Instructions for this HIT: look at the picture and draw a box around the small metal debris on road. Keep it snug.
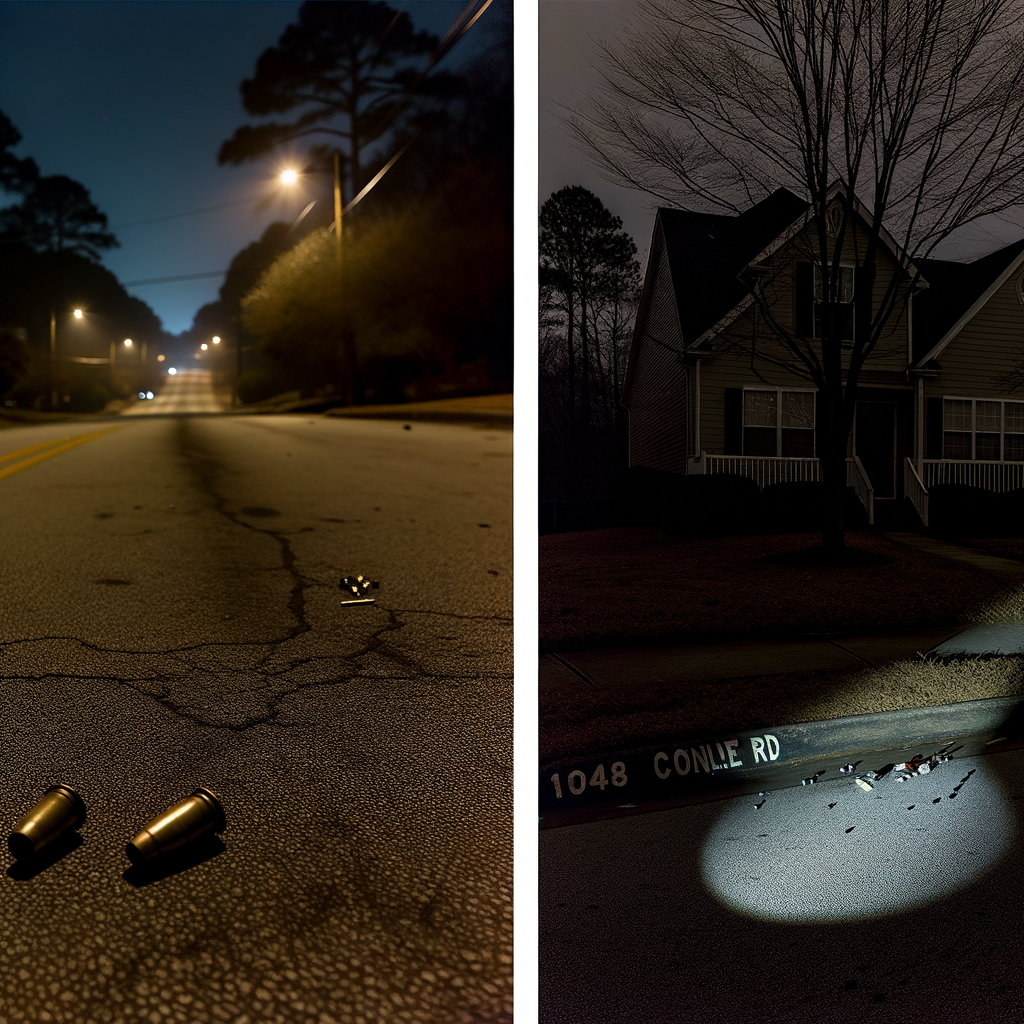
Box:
[801,777,816,786]
[855,779,874,791]
[126,787,225,866]
[8,784,86,860]
[339,574,379,606]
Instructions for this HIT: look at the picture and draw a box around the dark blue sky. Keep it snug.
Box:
[0,1,502,334]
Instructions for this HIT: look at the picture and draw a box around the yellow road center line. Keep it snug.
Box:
[0,427,121,482]
[0,435,73,465]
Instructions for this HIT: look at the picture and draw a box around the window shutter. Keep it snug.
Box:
[926,397,943,459]
[724,388,743,454]
[795,262,813,337]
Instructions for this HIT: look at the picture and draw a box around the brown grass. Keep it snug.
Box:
[540,528,1015,653]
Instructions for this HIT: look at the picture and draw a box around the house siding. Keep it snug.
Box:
[923,270,1024,458]
[699,229,912,456]
[628,237,693,472]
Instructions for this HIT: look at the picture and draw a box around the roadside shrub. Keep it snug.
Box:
[236,367,290,405]
[929,484,1004,536]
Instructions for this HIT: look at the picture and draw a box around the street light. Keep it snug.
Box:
[280,169,298,185]
[51,307,85,409]
[201,343,208,351]
[212,336,220,345]
[123,339,132,347]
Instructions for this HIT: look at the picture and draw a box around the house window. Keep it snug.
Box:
[942,397,1024,460]
[813,265,854,340]
[743,388,816,457]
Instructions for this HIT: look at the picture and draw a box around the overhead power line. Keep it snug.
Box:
[111,195,262,230]
[123,271,226,286]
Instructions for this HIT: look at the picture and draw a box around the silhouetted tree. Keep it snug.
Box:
[540,187,640,506]
[569,0,1024,550]
[0,109,39,194]
[0,327,29,396]
[0,175,118,260]
[218,0,462,204]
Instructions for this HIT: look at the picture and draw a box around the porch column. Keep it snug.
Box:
[694,359,701,456]
[915,374,924,474]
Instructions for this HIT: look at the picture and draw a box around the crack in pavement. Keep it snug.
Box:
[0,421,511,733]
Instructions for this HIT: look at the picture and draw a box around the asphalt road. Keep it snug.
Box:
[540,744,1024,1022]
[0,413,512,1023]
[122,368,225,415]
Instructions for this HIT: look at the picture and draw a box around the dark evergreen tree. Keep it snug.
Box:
[539,187,640,512]
[217,1,462,204]
[0,175,118,260]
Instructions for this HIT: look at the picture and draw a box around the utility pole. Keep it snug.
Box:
[49,307,57,411]
[335,151,354,406]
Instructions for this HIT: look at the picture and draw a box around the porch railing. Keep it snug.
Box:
[693,453,874,524]
[847,456,874,526]
[903,457,929,527]
[699,454,821,488]
[922,460,1024,493]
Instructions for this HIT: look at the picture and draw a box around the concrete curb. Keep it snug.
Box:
[326,407,513,428]
[539,691,1024,829]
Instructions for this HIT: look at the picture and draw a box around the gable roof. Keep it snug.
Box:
[659,187,809,346]
[912,238,1024,366]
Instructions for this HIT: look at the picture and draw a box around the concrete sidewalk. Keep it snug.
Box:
[887,531,1024,579]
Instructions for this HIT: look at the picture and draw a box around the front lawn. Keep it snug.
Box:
[540,528,1018,652]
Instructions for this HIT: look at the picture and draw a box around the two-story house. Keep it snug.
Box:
[622,183,1024,527]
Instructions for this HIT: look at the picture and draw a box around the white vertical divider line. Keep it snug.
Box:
[513,0,540,1017]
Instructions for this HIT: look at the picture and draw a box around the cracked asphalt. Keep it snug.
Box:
[0,414,512,1023]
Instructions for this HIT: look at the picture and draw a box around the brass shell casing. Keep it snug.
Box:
[8,784,87,860]
[125,788,226,866]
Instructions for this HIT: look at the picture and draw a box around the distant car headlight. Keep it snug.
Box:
[146,391,154,400]
[138,392,146,399]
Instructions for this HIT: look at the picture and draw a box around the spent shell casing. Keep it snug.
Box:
[125,787,225,866]
[9,784,87,860]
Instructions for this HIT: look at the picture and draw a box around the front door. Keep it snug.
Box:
[855,401,896,499]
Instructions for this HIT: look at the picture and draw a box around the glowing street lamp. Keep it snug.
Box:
[201,343,208,351]
[123,339,132,347]
[50,307,85,409]
[280,169,298,185]
[212,336,220,344]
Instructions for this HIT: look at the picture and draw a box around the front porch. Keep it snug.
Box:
[686,452,1024,528]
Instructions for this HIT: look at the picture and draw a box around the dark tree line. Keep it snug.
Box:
[0,109,168,411]
[540,186,641,511]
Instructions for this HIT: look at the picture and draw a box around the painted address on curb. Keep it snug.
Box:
[542,733,782,812]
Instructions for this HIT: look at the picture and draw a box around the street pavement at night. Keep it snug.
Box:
[540,744,1024,1022]
[122,368,226,416]
[0,414,512,1023]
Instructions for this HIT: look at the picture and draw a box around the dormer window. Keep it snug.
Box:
[813,265,854,340]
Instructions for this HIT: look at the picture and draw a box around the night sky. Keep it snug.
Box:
[540,0,655,265]
[539,0,1024,267]
[0,0,505,335]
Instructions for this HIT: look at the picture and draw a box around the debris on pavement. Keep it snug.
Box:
[8,784,87,860]
[125,787,225,866]
[855,779,874,791]
[339,574,379,606]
